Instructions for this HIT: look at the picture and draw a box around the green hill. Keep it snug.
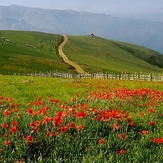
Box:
[0,30,75,74]
[0,30,163,74]
[64,35,163,73]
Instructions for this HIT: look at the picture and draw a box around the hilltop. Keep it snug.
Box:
[0,30,163,74]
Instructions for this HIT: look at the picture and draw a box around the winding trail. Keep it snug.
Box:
[58,35,85,74]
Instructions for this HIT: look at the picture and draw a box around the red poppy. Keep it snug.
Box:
[2,123,9,129]
[59,126,69,133]
[119,149,125,155]
[153,138,163,144]
[76,111,88,118]
[5,140,11,146]
[37,97,41,101]
[4,133,9,138]
[0,148,2,152]
[99,139,105,145]
[77,124,84,131]
[142,130,148,135]
[11,126,19,134]
[114,123,120,130]
[3,109,10,116]
[120,133,126,140]
[149,121,156,126]
[130,121,135,127]
[69,122,76,128]
[11,121,19,126]
[26,135,33,142]
[148,108,156,114]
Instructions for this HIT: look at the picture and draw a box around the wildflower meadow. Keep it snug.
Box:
[1,76,163,162]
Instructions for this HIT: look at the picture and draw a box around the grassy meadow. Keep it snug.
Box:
[1,75,163,162]
[0,31,75,74]
[64,35,163,73]
[1,30,163,75]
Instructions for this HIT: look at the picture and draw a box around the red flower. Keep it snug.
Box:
[142,130,148,135]
[3,109,10,116]
[2,123,9,129]
[37,97,41,101]
[149,121,156,126]
[153,138,163,144]
[120,133,126,140]
[99,139,105,145]
[77,124,84,131]
[0,148,2,152]
[27,108,37,116]
[11,126,19,134]
[69,122,76,128]
[76,111,88,118]
[4,133,9,138]
[119,149,125,155]
[114,123,120,130]
[60,126,69,133]
[5,140,11,146]
[26,135,33,142]
[127,118,132,123]
[130,121,135,127]
[11,121,19,126]
[148,108,155,114]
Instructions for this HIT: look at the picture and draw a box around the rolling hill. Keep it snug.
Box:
[0,5,163,54]
[0,30,163,74]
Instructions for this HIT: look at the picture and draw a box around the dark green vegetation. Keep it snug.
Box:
[0,30,163,74]
[64,35,163,73]
[0,30,75,74]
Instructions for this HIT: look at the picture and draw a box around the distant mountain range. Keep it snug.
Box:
[0,5,163,54]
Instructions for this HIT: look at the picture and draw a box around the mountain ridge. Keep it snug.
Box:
[0,5,163,54]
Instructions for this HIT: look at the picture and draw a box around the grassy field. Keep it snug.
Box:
[64,35,163,73]
[1,31,163,74]
[0,31,75,74]
[1,75,163,162]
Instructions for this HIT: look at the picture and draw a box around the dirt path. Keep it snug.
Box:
[58,35,85,74]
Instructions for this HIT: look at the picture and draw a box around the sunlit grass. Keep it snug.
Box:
[1,75,163,162]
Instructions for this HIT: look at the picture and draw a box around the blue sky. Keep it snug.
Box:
[0,0,163,20]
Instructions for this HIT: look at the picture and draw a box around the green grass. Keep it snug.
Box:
[0,30,75,74]
[1,76,163,162]
[64,35,163,73]
[1,31,163,75]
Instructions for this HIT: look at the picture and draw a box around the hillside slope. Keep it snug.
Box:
[64,35,163,73]
[0,31,76,74]
[0,31,163,74]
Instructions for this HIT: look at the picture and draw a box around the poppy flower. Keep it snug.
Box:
[76,111,88,118]
[142,130,148,135]
[149,121,156,126]
[2,123,9,129]
[3,109,10,116]
[11,126,19,134]
[5,140,11,146]
[114,123,120,130]
[4,133,9,138]
[77,124,84,131]
[69,122,76,128]
[26,135,33,142]
[119,149,125,155]
[59,126,69,133]
[120,133,126,140]
[130,121,135,127]
[99,139,105,145]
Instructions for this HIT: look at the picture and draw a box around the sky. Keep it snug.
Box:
[0,0,163,21]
